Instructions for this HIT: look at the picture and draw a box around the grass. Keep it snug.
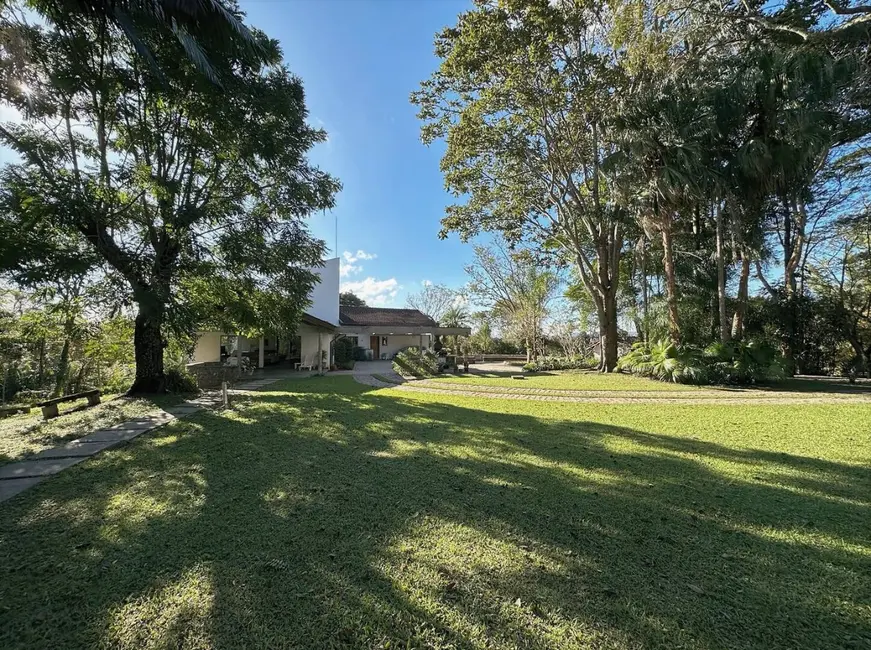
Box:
[1,376,869,649]
[0,394,185,465]
[431,370,706,391]
[431,369,871,394]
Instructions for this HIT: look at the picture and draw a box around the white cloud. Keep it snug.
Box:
[341,277,400,306]
[343,250,377,263]
[421,279,433,287]
[340,250,377,277]
[452,293,469,308]
[339,263,360,277]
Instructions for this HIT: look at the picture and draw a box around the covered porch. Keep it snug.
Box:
[187,313,337,386]
[337,325,472,360]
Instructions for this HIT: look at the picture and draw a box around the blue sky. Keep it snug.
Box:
[242,0,475,306]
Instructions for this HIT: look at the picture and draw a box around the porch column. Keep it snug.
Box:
[258,336,265,368]
[419,334,425,351]
[235,335,241,367]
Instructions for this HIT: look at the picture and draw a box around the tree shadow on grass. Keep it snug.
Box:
[0,377,868,649]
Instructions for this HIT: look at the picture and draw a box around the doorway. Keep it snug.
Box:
[369,335,380,359]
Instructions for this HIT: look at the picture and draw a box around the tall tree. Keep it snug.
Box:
[0,9,338,393]
[464,241,558,362]
[339,291,367,307]
[414,0,628,371]
[405,283,456,324]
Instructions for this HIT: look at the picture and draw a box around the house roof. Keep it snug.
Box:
[339,306,438,328]
[301,312,336,330]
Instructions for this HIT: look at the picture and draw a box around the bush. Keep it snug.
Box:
[703,340,785,384]
[522,356,597,372]
[618,340,708,384]
[618,339,786,385]
[334,337,355,370]
[393,347,440,378]
[12,389,49,404]
[165,367,199,394]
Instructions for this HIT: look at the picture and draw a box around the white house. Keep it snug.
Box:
[188,257,469,374]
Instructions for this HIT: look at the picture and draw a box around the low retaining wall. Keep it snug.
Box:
[185,362,241,389]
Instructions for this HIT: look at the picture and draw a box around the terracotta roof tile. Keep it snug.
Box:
[339,306,437,327]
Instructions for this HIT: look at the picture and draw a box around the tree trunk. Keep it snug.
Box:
[661,223,681,344]
[731,256,750,339]
[52,338,71,398]
[640,241,649,343]
[715,204,730,344]
[600,290,619,373]
[129,309,166,394]
[51,314,76,397]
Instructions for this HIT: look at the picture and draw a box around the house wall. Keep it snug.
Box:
[298,324,328,368]
[191,331,222,363]
[351,332,431,359]
[305,257,340,326]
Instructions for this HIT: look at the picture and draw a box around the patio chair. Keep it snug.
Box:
[296,354,315,371]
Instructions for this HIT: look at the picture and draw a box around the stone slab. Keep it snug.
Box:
[0,477,44,503]
[164,407,200,415]
[109,420,160,430]
[76,428,149,444]
[0,457,84,479]
[33,439,120,459]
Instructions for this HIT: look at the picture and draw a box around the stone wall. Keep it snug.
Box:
[185,362,241,389]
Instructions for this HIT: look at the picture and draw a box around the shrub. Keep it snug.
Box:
[334,337,355,370]
[393,347,440,378]
[12,389,50,404]
[617,340,708,384]
[703,340,785,384]
[165,367,199,394]
[618,339,786,385]
[522,356,597,372]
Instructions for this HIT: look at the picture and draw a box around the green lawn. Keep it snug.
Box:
[1,376,869,649]
[431,369,871,395]
[0,394,184,465]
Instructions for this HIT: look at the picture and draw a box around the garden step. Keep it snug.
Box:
[33,440,121,459]
[0,477,44,503]
[0,457,85,480]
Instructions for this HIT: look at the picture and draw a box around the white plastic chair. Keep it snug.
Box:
[297,354,314,371]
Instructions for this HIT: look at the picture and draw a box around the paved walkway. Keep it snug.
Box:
[354,375,871,405]
[0,372,300,504]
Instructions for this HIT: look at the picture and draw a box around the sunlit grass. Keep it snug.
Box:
[0,376,868,649]
[0,394,185,464]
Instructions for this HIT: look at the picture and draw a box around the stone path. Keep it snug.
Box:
[0,372,300,504]
[354,374,871,405]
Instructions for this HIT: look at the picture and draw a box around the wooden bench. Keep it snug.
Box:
[37,389,101,420]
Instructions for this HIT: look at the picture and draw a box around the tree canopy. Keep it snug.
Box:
[0,3,338,392]
[417,0,871,380]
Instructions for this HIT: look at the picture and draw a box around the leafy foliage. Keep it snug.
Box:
[619,339,786,385]
[334,337,355,370]
[163,367,198,394]
[618,341,709,385]
[522,357,597,373]
[392,348,440,379]
[0,7,339,393]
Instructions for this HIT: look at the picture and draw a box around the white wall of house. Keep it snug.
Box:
[305,257,340,326]
[298,324,328,367]
[191,331,221,363]
[349,332,431,359]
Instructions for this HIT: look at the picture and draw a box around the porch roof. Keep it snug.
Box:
[301,312,337,331]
